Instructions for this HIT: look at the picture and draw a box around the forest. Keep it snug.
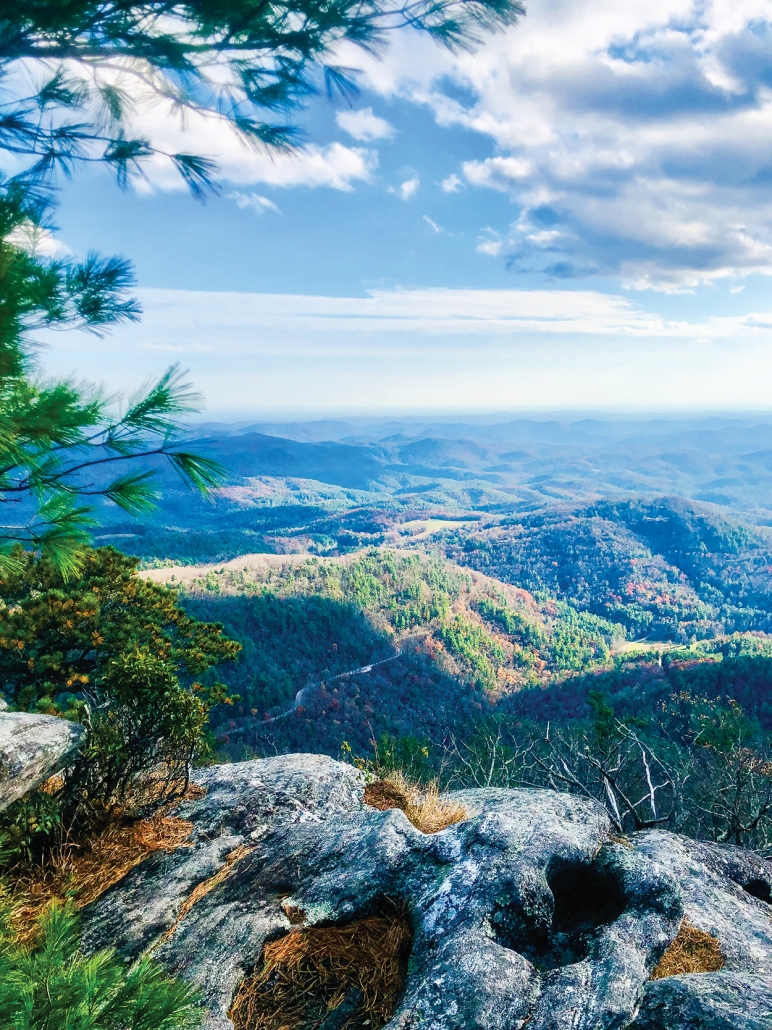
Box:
[444,498,772,641]
[137,545,770,856]
[174,549,620,753]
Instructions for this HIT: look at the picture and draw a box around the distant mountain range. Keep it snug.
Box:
[91,416,772,613]
[167,415,772,517]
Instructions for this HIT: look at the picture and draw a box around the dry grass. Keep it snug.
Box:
[156,844,255,949]
[8,813,194,943]
[650,919,725,979]
[229,908,413,1030]
[364,773,467,834]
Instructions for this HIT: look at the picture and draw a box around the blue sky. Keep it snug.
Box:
[27,0,772,418]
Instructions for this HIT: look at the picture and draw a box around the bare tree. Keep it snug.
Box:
[442,725,526,789]
[527,719,677,834]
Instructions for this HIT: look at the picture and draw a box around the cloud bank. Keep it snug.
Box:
[346,0,772,288]
[35,287,772,415]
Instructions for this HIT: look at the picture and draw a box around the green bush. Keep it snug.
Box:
[0,901,201,1030]
[0,547,240,838]
[0,793,62,870]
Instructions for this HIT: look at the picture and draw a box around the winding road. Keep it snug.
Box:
[262,646,403,724]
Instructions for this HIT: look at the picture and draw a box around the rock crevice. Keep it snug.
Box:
[79,755,772,1030]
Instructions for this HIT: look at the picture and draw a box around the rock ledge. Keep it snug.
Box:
[80,754,772,1030]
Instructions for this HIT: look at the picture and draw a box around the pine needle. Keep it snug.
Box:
[230,908,413,1030]
[8,813,193,943]
[650,919,725,979]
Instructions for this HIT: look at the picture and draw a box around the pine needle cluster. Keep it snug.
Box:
[0,900,202,1030]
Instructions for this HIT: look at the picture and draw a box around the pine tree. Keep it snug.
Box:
[0,182,226,575]
[0,901,202,1030]
[0,0,524,571]
[0,0,524,190]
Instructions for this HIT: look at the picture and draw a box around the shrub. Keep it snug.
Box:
[0,547,240,841]
[0,900,202,1030]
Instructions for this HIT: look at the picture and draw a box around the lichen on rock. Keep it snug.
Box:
[79,754,772,1030]
[0,711,85,812]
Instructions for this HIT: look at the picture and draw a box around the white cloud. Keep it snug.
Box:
[423,215,442,233]
[441,173,463,193]
[335,107,395,141]
[227,192,281,215]
[462,157,532,189]
[344,0,772,287]
[117,98,377,192]
[477,240,502,256]
[129,285,771,339]
[391,176,419,200]
[477,228,502,256]
[39,286,772,415]
[9,223,72,258]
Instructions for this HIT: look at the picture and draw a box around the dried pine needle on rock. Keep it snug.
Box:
[650,919,725,979]
[364,773,466,834]
[8,813,193,942]
[230,908,413,1030]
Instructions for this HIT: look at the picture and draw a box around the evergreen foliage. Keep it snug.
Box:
[0,0,524,190]
[0,901,201,1030]
[0,546,239,842]
[0,182,226,576]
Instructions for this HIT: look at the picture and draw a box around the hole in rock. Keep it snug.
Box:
[743,879,772,904]
[229,901,413,1030]
[549,860,626,936]
[491,855,626,970]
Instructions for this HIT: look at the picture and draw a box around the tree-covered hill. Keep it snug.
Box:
[444,497,772,642]
[166,549,622,756]
[501,634,772,733]
[89,416,772,568]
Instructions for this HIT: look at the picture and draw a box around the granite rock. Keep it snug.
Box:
[79,754,772,1030]
[631,972,772,1029]
[0,711,85,812]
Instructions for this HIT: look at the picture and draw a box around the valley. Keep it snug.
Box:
[65,412,772,858]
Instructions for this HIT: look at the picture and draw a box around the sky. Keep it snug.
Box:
[25,0,772,418]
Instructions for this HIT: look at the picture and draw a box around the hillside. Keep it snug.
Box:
[92,416,772,567]
[443,498,772,642]
[148,550,621,758]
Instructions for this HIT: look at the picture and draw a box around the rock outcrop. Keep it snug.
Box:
[0,711,86,812]
[80,754,772,1030]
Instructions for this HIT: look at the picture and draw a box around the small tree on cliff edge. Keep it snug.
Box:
[0,546,240,853]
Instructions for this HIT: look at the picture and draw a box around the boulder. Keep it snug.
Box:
[80,755,772,1030]
[630,831,772,1028]
[630,972,772,1029]
[0,711,86,812]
